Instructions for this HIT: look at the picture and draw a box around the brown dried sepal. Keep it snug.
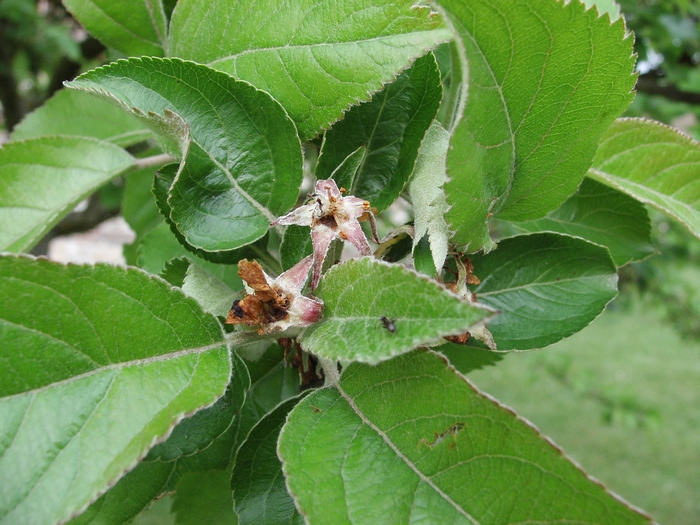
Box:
[444,332,471,345]
[225,259,292,334]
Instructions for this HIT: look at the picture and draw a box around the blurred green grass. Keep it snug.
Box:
[468,297,700,525]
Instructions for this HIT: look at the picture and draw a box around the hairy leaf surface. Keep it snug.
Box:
[438,0,636,251]
[589,118,700,240]
[278,351,652,525]
[0,136,135,252]
[169,0,451,140]
[301,258,495,363]
[0,257,231,525]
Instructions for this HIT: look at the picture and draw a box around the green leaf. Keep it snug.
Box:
[0,257,231,525]
[230,344,301,454]
[10,89,151,147]
[278,350,653,525]
[67,57,303,252]
[437,342,503,374]
[62,0,167,56]
[181,263,242,318]
[172,471,238,525]
[122,161,166,240]
[169,0,451,140]
[66,461,177,525]
[326,146,366,194]
[438,0,636,251]
[408,121,451,272]
[315,53,443,211]
[300,258,496,363]
[279,224,313,272]
[588,118,700,241]
[470,233,618,350]
[0,136,135,253]
[505,177,655,267]
[232,396,305,525]
[146,351,248,462]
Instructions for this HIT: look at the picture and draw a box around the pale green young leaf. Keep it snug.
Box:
[62,0,167,56]
[0,257,232,525]
[181,263,241,318]
[278,350,653,525]
[326,145,366,197]
[10,89,151,147]
[0,136,135,253]
[505,177,655,267]
[300,258,496,363]
[470,233,618,350]
[169,0,451,140]
[232,396,306,525]
[589,118,700,240]
[438,0,636,251]
[67,57,303,252]
[315,53,443,211]
[408,121,450,273]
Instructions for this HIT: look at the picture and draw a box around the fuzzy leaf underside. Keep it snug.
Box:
[169,0,451,140]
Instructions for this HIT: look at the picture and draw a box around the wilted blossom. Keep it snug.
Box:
[274,179,372,289]
[225,255,323,334]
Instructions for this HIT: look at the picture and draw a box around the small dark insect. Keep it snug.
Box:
[381,316,396,333]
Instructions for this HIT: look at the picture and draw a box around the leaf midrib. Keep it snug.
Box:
[334,380,480,525]
[207,29,451,67]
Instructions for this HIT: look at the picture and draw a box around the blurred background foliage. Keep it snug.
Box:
[1,0,699,523]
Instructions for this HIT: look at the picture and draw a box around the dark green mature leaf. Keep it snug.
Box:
[10,89,151,147]
[280,225,313,272]
[172,471,238,525]
[437,342,503,374]
[231,344,301,454]
[232,396,305,525]
[278,350,653,525]
[438,0,636,251]
[0,136,135,252]
[62,0,168,56]
[146,352,248,462]
[67,461,177,525]
[67,57,303,252]
[169,0,451,140]
[300,258,496,363]
[507,178,655,266]
[589,118,700,240]
[470,233,618,350]
[315,53,443,211]
[326,146,366,194]
[0,257,231,525]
